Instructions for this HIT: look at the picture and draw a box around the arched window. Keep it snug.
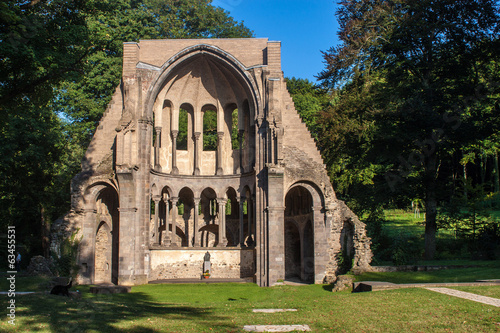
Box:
[177,108,188,150]
[203,107,217,151]
[231,109,240,150]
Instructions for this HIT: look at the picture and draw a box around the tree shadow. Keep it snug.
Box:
[12,288,237,332]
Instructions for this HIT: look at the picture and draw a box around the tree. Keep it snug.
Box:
[55,0,253,147]
[0,0,253,259]
[319,0,500,259]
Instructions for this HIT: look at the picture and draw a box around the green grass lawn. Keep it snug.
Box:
[451,286,500,299]
[355,260,500,284]
[1,281,499,332]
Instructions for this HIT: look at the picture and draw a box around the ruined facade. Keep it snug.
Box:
[56,38,372,286]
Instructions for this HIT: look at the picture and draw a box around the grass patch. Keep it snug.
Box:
[451,286,500,299]
[355,260,500,284]
[1,283,499,332]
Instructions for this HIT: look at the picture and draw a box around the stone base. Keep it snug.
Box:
[118,274,148,286]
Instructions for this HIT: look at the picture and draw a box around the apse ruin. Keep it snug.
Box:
[53,38,372,286]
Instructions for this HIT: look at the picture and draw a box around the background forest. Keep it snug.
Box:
[1,0,499,269]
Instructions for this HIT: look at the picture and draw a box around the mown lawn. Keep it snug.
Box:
[1,281,499,332]
[355,260,500,284]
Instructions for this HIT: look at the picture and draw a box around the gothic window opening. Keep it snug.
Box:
[203,106,217,151]
[177,108,189,150]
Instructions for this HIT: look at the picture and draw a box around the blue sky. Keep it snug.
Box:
[212,0,340,84]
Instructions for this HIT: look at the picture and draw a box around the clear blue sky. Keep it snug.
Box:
[212,0,340,84]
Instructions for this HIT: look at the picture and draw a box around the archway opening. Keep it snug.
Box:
[339,220,355,274]
[200,188,218,247]
[94,186,119,284]
[284,185,314,283]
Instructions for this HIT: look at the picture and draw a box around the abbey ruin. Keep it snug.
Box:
[54,38,372,286]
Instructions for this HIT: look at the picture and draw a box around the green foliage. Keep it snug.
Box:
[390,233,422,266]
[203,110,217,151]
[53,232,80,278]
[177,109,188,150]
[319,0,500,258]
[0,0,253,260]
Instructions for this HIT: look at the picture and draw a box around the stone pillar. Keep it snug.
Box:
[216,131,224,175]
[170,197,179,247]
[238,129,245,173]
[162,193,171,246]
[193,132,201,175]
[193,198,200,247]
[171,130,179,175]
[154,127,161,171]
[153,195,161,245]
[239,197,245,247]
[247,198,254,246]
[217,198,227,247]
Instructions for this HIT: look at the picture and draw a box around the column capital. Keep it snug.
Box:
[217,198,228,205]
[170,196,179,204]
[217,131,224,139]
[171,130,178,138]
[194,197,201,204]
[193,132,201,140]
[155,126,162,132]
[152,194,161,202]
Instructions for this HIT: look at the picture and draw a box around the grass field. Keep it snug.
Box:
[1,276,499,332]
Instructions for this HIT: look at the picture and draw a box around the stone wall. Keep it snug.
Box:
[149,249,254,280]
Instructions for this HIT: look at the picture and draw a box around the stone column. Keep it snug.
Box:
[193,132,201,175]
[153,195,161,245]
[171,130,179,175]
[193,198,200,247]
[154,127,161,171]
[216,131,224,175]
[247,198,254,246]
[162,193,171,246]
[238,130,245,174]
[170,197,179,247]
[217,198,228,247]
[239,197,245,247]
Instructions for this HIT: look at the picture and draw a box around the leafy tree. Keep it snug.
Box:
[0,0,252,259]
[55,0,253,147]
[319,0,500,259]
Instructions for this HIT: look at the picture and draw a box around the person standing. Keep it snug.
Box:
[16,252,21,271]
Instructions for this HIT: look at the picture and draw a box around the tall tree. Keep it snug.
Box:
[319,0,500,259]
[55,0,253,147]
[0,0,253,258]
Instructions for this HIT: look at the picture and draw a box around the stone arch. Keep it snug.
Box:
[202,104,218,152]
[225,187,239,246]
[199,187,218,247]
[284,219,301,279]
[284,184,316,283]
[178,187,195,247]
[242,185,254,247]
[157,186,174,245]
[94,222,112,283]
[145,44,261,122]
[93,186,119,284]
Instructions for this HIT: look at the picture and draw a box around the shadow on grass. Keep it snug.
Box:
[12,288,237,333]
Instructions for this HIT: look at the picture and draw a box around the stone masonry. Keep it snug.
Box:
[53,38,372,286]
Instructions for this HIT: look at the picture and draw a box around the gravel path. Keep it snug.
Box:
[426,287,500,307]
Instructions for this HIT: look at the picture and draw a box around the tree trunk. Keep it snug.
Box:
[41,205,50,258]
[424,154,438,260]
[494,149,499,194]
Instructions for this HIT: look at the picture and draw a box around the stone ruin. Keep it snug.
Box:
[52,38,372,286]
